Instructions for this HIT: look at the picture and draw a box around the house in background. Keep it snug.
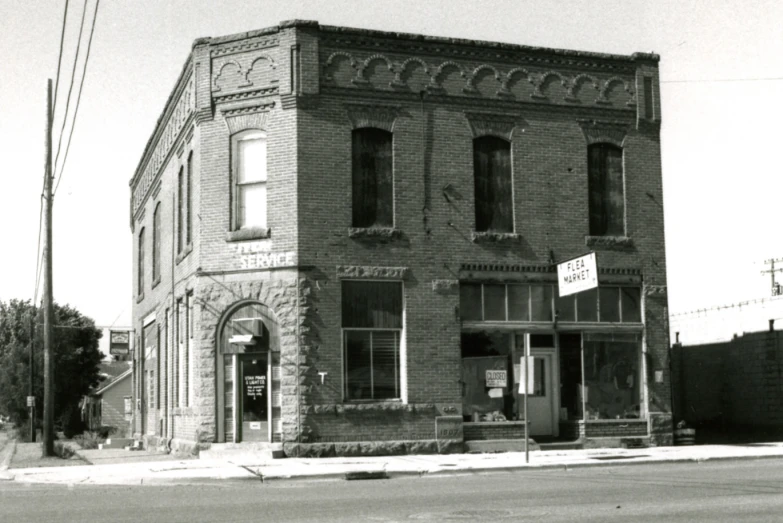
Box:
[130,20,669,457]
[83,361,132,437]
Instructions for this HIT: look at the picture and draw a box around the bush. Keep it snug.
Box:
[95,425,117,440]
[73,432,101,450]
[60,405,86,439]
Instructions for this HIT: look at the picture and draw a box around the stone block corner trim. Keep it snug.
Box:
[584,235,635,250]
[471,231,523,244]
[336,265,409,280]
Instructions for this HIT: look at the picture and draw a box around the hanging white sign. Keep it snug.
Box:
[518,356,535,395]
[557,252,598,297]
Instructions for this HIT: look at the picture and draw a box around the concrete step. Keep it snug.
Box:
[199,442,284,461]
[101,438,133,450]
[537,440,584,451]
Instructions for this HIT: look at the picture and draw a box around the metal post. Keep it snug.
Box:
[42,79,55,457]
[524,336,529,464]
[29,314,35,442]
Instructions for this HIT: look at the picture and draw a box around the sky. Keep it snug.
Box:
[1,0,782,344]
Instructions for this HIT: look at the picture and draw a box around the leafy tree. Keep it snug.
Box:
[0,299,103,433]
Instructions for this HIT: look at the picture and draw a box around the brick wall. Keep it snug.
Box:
[464,422,526,441]
[129,20,670,452]
[673,330,783,427]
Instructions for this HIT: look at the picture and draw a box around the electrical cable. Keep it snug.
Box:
[54,0,100,196]
[52,0,71,114]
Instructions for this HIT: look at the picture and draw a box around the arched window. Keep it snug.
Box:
[473,136,513,232]
[137,228,145,296]
[232,130,267,230]
[177,166,184,253]
[352,128,393,228]
[152,203,161,284]
[588,143,625,236]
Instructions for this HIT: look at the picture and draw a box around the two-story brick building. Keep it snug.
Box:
[129,20,671,457]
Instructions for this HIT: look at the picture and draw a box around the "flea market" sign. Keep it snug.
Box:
[557,252,598,297]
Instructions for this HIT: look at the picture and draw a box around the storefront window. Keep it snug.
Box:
[530,285,553,321]
[599,287,621,322]
[483,284,507,321]
[559,333,583,420]
[576,288,598,322]
[461,332,513,421]
[582,335,640,419]
[621,287,642,322]
[508,285,529,321]
[459,284,482,321]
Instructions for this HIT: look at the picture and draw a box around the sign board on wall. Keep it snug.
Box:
[231,241,297,270]
[109,330,131,355]
[557,252,598,297]
[485,369,507,388]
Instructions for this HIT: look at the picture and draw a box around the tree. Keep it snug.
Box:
[0,299,103,434]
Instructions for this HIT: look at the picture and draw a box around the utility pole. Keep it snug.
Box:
[761,258,783,296]
[42,79,55,457]
[29,314,35,443]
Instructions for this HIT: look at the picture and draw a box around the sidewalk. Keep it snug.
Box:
[5,441,783,485]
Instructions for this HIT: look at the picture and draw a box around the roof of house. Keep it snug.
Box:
[92,362,132,396]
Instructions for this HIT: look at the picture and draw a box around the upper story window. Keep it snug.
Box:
[186,152,193,245]
[588,143,625,236]
[352,128,393,228]
[137,228,145,296]
[177,166,185,253]
[232,130,267,230]
[473,136,513,233]
[152,203,161,284]
[342,280,402,401]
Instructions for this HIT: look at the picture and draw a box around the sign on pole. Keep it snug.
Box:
[557,252,598,297]
[518,356,535,395]
[109,330,131,356]
[27,396,36,407]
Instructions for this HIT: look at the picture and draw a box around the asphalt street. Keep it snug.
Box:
[2,459,783,522]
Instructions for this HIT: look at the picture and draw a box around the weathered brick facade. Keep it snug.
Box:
[130,20,671,456]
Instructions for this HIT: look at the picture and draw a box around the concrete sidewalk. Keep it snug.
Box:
[5,442,783,485]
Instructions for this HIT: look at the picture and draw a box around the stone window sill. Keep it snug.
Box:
[151,276,161,290]
[471,231,522,244]
[585,235,635,250]
[226,227,271,242]
[348,227,402,242]
[135,292,144,304]
[175,243,193,265]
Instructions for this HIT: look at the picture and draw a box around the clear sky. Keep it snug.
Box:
[1,0,782,341]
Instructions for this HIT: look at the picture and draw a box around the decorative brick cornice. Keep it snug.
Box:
[336,265,409,280]
[210,36,279,57]
[214,87,278,105]
[344,103,402,132]
[463,112,521,140]
[577,119,631,147]
[224,108,272,134]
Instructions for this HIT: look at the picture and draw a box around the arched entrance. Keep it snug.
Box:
[216,301,281,443]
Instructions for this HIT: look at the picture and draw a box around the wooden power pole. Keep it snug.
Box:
[42,79,55,457]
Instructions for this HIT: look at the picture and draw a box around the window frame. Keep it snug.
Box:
[473,135,514,233]
[152,203,161,285]
[186,151,193,246]
[137,228,145,297]
[341,280,404,402]
[231,129,268,231]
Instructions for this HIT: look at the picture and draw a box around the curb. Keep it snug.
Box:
[5,451,783,486]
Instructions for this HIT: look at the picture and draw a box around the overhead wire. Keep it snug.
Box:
[51,0,71,113]
[54,0,100,196]
[51,0,88,176]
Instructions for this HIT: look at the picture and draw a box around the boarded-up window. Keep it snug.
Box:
[137,228,145,295]
[588,143,625,236]
[152,203,161,283]
[474,136,513,232]
[352,128,393,228]
[342,281,402,400]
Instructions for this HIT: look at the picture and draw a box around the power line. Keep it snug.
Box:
[52,0,88,172]
[52,0,71,114]
[662,76,783,84]
[54,0,100,196]
[670,295,783,318]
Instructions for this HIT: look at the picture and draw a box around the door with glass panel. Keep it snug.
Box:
[515,334,559,437]
[238,353,269,442]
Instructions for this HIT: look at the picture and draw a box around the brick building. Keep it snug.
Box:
[129,20,671,456]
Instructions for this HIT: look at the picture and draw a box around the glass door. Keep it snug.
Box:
[239,353,268,442]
